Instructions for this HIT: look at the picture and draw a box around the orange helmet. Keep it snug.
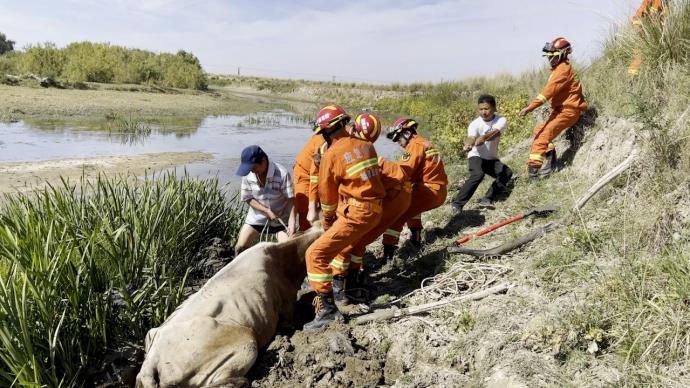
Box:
[386,116,418,142]
[314,104,350,134]
[352,112,381,143]
[542,37,572,68]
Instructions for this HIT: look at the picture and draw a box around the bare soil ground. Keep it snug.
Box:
[0,152,212,195]
[0,84,288,120]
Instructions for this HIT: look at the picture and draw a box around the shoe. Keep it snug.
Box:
[528,165,540,183]
[478,197,495,209]
[345,270,368,303]
[332,275,350,306]
[368,245,396,271]
[539,150,557,178]
[303,292,344,330]
[409,227,423,248]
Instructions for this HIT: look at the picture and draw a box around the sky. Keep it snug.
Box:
[1,0,643,83]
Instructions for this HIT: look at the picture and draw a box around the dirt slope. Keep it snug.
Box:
[247,116,649,388]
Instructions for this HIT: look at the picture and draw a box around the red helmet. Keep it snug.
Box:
[314,104,349,134]
[542,37,572,68]
[386,116,418,141]
[352,112,382,143]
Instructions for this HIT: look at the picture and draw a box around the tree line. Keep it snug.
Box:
[0,33,207,90]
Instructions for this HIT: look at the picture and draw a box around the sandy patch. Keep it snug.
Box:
[0,152,212,195]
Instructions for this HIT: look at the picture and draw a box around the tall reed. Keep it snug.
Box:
[0,172,243,386]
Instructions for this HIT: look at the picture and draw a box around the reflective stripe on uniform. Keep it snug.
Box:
[529,153,545,162]
[321,203,337,212]
[351,255,363,264]
[385,228,400,237]
[536,94,548,103]
[425,149,441,158]
[346,157,379,176]
[308,272,333,282]
[309,175,318,183]
[329,257,348,270]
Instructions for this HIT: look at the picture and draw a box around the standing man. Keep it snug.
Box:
[383,117,448,261]
[519,37,587,181]
[451,95,513,212]
[330,112,412,303]
[628,0,665,75]
[234,145,296,256]
[304,105,386,329]
[294,127,326,231]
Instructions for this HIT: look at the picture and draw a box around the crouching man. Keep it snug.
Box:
[234,145,296,256]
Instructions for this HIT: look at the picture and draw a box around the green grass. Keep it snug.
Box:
[0,172,243,386]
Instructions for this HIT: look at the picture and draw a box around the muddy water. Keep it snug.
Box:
[0,111,402,188]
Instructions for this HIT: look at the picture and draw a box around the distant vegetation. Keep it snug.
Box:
[0,40,208,90]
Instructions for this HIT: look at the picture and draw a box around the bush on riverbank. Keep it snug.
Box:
[0,41,208,90]
[0,173,243,386]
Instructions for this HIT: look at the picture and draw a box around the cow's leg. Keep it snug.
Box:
[204,325,258,387]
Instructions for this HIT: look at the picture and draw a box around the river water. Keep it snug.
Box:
[0,110,402,188]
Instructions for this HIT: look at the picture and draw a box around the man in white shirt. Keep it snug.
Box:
[451,95,513,212]
[235,145,297,256]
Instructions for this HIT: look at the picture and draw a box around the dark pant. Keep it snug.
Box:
[452,157,513,208]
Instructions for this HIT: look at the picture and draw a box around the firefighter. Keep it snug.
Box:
[330,112,412,305]
[294,127,327,231]
[304,105,386,329]
[519,37,588,181]
[628,0,665,75]
[382,117,448,262]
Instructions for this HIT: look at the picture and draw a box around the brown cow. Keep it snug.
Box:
[136,224,323,387]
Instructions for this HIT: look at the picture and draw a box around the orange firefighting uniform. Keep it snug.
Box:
[526,61,588,168]
[385,135,448,246]
[294,134,327,231]
[331,157,412,275]
[628,0,665,75]
[305,136,385,294]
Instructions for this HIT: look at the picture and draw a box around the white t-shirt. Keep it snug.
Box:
[467,115,508,160]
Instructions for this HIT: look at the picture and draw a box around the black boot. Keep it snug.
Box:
[382,244,396,262]
[409,227,423,248]
[528,165,540,183]
[370,244,396,271]
[303,292,343,330]
[345,270,368,303]
[539,150,557,178]
[332,275,350,306]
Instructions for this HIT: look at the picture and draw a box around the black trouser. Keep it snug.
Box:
[452,157,513,208]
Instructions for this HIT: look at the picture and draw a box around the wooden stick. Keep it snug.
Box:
[572,151,638,212]
[448,151,638,258]
[354,283,511,325]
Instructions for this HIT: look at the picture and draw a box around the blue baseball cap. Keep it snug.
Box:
[236,145,267,176]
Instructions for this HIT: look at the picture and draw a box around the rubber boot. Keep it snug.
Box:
[345,270,368,303]
[332,275,350,306]
[409,227,423,248]
[303,292,343,330]
[528,165,540,183]
[370,244,396,271]
[539,150,557,178]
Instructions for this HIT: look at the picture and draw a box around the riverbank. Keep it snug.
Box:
[0,83,299,121]
[0,151,212,195]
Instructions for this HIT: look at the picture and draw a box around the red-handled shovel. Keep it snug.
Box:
[454,207,556,245]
